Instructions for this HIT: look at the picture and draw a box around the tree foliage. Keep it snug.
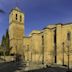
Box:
[1,35,6,47]
[1,29,11,55]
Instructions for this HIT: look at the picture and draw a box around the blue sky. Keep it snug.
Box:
[0,0,72,43]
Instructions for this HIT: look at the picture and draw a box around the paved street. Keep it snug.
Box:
[0,61,24,72]
[23,67,71,72]
[0,61,72,72]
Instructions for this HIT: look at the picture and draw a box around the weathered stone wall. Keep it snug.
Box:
[62,24,72,67]
[30,31,42,64]
[23,37,31,62]
[9,7,24,56]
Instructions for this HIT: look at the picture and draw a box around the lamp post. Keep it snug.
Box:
[23,45,25,60]
[66,32,71,72]
[3,48,5,61]
[3,45,6,62]
[29,45,32,63]
[27,45,29,61]
[62,42,64,66]
[66,40,70,72]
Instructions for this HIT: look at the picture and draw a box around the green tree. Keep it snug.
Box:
[5,29,10,54]
[1,29,11,55]
[1,35,6,47]
[1,35,6,56]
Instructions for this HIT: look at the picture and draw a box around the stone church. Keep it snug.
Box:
[9,7,72,67]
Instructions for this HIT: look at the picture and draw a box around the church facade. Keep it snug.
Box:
[9,7,72,67]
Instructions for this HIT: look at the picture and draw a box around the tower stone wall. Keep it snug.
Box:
[9,7,24,56]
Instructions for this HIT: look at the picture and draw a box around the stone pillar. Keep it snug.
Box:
[56,24,63,65]
[43,28,53,65]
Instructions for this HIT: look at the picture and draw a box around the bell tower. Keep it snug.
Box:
[9,7,24,55]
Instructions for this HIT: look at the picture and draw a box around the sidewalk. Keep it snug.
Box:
[20,62,46,72]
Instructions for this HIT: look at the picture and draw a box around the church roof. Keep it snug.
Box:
[9,7,23,14]
[14,7,22,12]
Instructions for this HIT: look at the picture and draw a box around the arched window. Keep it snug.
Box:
[67,32,71,41]
[16,14,17,20]
[42,35,44,64]
[42,35,44,45]
[20,15,22,22]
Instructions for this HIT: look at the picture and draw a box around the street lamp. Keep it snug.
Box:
[66,40,71,72]
[23,45,25,57]
[66,32,72,72]
[3,45,6,62]
[62,42,64,66]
